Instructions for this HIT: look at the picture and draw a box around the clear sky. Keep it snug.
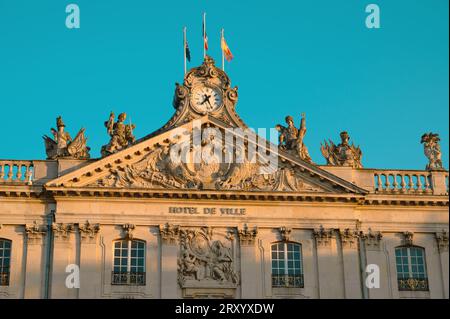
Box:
[0,0,448,170]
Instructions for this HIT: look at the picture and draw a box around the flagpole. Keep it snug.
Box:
[183,27,187,75]
[221,28,225,71]
[203,13,206,59]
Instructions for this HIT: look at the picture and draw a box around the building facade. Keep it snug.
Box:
[0,57,448,299]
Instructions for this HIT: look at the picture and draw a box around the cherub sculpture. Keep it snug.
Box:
[421,132,444,170]
[320,131,363,168]
[101,112,136,157]
[43,116,90,159]
[275,113,312,163]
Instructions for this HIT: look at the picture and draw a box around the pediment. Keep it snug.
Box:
[45,116,367,196]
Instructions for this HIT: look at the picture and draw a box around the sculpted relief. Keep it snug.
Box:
[91,127,322,192]
[178,227,239,287]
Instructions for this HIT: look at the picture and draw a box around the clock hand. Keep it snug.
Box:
[200,94,211,105]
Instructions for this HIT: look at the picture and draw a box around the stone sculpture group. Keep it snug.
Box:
[43,114,445,171]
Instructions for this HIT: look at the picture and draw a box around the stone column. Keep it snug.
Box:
[78,221,101,298]
[24,221,47,299]
[362,229,389,299]
[436,231,449,299]
[339,229,362,299]
[314,226,345,298]
[50,223,76,299]
[238,225,259,298]
[159,223,180,299]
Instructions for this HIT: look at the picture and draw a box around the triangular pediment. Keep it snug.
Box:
[45,116,367,196]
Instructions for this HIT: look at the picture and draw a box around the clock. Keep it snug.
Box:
[190,85,223,114]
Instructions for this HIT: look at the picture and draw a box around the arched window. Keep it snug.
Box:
[112,239,146,286]
[0,239,11,286]
[395,246,428,291]
[271,242,304,288]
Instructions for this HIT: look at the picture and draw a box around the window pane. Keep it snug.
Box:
[0,239,12,286]
[271,242,303,288]
[396,246,428,291]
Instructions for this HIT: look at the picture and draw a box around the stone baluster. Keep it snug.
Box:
[400,174,406,193]
[376,174,383,191]
[24,163,31,182]
[408,174,414,193]
[416,174,423,193]
[384,174,391,191]
[7,163,13,181]
[392,174,399,192]
[424,174,432,193]
[16,163,23,181]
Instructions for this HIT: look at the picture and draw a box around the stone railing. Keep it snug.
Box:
[373,170,433,194]
[321,166,448,196]
[0,160,34,184]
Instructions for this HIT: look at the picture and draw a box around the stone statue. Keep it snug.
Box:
[421,132,444,170]
[320,131,363,168]
[43,116,90,159]
[276,113,312,163]
[101,112,136,157]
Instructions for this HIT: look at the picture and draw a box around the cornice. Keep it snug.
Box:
[44,186,365,202]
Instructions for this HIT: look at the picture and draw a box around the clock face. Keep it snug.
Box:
[191,86,223,114]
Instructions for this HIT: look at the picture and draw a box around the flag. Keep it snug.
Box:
[203,20,208,51]
[221,36,233,62]
[185,40,191,62]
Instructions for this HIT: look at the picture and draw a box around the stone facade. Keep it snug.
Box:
[0,57,448,299]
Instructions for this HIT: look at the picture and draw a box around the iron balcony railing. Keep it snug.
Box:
[397,277,429,291]
[272,274,304,288]
[0,271,10,286]
[111,271,146,286]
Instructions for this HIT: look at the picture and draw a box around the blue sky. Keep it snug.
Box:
[0,0,448,169]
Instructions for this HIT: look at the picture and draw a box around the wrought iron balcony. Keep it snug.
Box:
[111,271,146,286]
[0,271,10,286]
[272,274,304,288]
[397,277,429,291]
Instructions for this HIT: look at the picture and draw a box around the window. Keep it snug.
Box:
[112,240,146,286]
[395,246,428,291]
[271,242,304,288]
[0,239,11,286]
